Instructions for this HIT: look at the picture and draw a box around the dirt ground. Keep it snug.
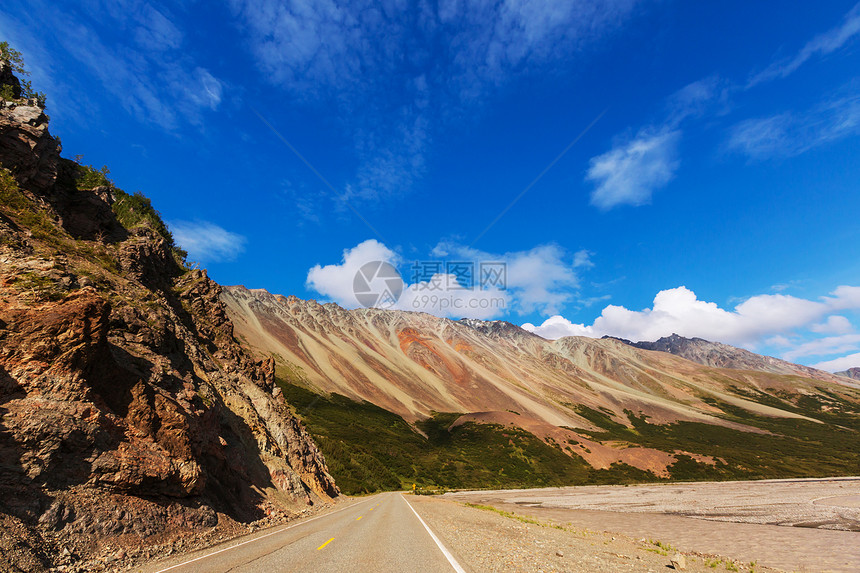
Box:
[444,477,860,572]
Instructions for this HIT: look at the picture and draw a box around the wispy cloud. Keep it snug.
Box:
[583,75,729,211]
[170,220,247,263]
[229,0,644,210]
[583,5,860,210]
[782,333,860,362]
[586,127,680,210]
[2,0,223,131]
[727,88,860,160]
[749,2,860,86]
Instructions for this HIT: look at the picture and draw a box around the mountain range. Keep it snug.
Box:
[222,285,860,493]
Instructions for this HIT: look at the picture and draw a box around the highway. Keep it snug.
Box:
[144,492,466,573]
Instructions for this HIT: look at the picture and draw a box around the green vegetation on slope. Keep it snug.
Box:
[278,377,860,494]
[573,398,860,481]
[278,381,659,495]
[72,163,187,260]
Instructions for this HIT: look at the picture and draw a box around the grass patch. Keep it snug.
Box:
[12,271,65,301]
[0,168,62,244]
[462,503,547,527]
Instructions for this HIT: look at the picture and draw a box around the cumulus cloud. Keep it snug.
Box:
[431,241,583,316]
[306,239,400,306]
[811,352,860,372]
[170,221,247,263]
[749,2,860,86]
[522,285,860,348]
[586,128,680,210]
[810,315,854,334]
[305,239,588,319]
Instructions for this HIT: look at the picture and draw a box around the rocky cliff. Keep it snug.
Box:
[0,62,337,572]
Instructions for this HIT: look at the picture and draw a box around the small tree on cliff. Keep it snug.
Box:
[0,41,46,107]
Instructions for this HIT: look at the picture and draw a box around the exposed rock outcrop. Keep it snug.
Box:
[0,69,337,571]
[610,333,853,385]
[837,367,860,380]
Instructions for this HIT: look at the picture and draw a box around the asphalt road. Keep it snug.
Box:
[143,493,466,573]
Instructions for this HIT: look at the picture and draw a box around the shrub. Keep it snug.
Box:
[0,41,47,106]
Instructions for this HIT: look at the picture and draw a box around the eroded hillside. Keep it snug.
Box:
[0,61,337,571]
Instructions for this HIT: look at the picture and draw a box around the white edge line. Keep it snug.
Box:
[401,495,467,573]
[151,497,372,573]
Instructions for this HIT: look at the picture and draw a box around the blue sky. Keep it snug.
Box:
[2,0,860,370]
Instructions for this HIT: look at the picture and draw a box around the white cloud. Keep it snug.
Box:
[749,3,860,86]
[586,128,680,210]
[811,352,860,373]
[522,285,860,349]
[305,239,588,319]
[810,315,854,334]
[306,239,400,306]
[170,221,247,263]
[431,241,583,316]
[231,0,640,100]
[229,0,643,208]
[6,0,223,131]
[573,249,594,269]
[665,76,730,125]
[782,334,860,362]
[727,90,860,160]
[522,315,595,339]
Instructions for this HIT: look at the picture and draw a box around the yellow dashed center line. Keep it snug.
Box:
[356,516,363,520]
[317,538,334,551]
[369,508,374,511]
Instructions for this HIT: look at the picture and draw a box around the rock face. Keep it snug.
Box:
[837,367,860,380]
[612,333,851,385]
[0,70,337,570]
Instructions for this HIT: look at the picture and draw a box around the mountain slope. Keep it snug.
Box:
[222,286,860,493]
[837,367,860,380]
[0,63,336,570]
[611,333,854,384]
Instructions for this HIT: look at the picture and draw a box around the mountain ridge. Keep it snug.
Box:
[604,333,853,384]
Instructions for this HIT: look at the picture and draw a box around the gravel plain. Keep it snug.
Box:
[409,495,780,573]
[442,477,860,572]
